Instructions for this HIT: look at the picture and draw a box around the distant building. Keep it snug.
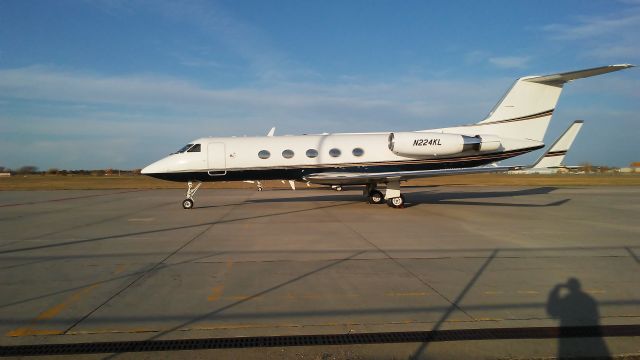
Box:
[0,173,11,177]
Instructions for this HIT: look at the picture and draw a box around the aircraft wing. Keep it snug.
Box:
[304,165,520,185]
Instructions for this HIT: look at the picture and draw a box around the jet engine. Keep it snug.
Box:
[388,132,501,157]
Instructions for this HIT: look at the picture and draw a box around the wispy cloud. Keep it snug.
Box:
[0,65,511,168]
[488,56,531,69]
[0,66,503,123]
[464,51,531,69]
[540,5,640,62]
[542,10,640,40]
[148,0,296,82]
[2,65,635,169]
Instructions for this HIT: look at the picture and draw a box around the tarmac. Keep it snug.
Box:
[0,186,639,359]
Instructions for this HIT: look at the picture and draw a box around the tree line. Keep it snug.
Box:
[0,166,142,176]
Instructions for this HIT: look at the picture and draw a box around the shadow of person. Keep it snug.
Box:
[546,278,611,359]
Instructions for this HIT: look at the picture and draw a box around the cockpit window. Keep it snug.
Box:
[176,144,193,153]
[187,144,201,152]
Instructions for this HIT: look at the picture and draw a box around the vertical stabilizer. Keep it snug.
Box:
[533,120,584,169]
[474,64,633,142]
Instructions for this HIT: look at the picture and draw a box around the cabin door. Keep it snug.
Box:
[207,142,227,176]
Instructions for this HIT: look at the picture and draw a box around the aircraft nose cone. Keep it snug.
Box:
[141,160,164,175]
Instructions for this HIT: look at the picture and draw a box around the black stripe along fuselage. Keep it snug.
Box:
[145,146,542,183]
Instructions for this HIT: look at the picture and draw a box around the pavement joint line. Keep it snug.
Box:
[137,248,369,344]
[0,198,177,250]
[626,246,640,264]
[321,203,473,321]
[0,249,240,311]
[411,250,499,358]
[13,314,640,337]
[1,300,638,330]
[3,325,640,356]
[1,251,637,266]
[183,253,636,265]
[0,198,359,256]
[0,192,145,223]
[60,194,248,335]
[5,263,129,337]
[0,190,148,208]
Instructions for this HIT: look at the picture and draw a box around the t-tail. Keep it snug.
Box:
[532,120,583,169]
[466,64,634,142]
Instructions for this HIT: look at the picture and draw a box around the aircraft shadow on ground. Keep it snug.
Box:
[244,186,569,208]
[0,186,570,258]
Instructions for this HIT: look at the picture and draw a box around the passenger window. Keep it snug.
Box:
[329,148,341,157]
[352,147,364,157]
[282,149,294,159]
[187,144,201,152]
[258,150,271,159]
[306,149,318,158]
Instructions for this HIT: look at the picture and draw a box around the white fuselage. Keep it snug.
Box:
[142,129,542,183]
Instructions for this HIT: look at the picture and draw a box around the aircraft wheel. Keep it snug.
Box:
[387,195,405,208]
[335,186,343,191]
[182,199,194,209]
[368,190,385,204]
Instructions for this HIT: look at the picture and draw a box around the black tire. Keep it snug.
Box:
[368,190,385,204]
[386,195,405,208]
[182,199,194,209]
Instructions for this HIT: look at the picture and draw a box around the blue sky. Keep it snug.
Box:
[0,0,638,169]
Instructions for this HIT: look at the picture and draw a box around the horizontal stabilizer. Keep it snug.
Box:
[533,120,584,169]
[525,64,634,86]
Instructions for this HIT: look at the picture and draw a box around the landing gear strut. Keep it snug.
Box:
[364,182,405,208]
[384,180,405,208]
[364,183,385,205]
[183,181,202,209]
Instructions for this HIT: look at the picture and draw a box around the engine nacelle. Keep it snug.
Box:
[388,132,502,157]
[475,134,501,152]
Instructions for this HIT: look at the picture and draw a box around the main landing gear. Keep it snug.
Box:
[182,181,202,209]
[365,181,405,208]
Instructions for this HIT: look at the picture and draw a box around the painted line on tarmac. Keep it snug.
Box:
[5,265,128,337]
[0,190,147,208]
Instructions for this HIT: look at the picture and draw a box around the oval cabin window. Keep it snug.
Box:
[329,148,341,157]
[258,150,271,159]
[352,147,364,157]
[306,149,318,158]
[282,149,294,159]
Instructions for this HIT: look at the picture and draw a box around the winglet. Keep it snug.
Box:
[267,127,276,137]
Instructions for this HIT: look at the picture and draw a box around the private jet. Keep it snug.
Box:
[141,64,634,209]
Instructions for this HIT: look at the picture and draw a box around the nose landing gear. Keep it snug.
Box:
[183,181,202,209]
